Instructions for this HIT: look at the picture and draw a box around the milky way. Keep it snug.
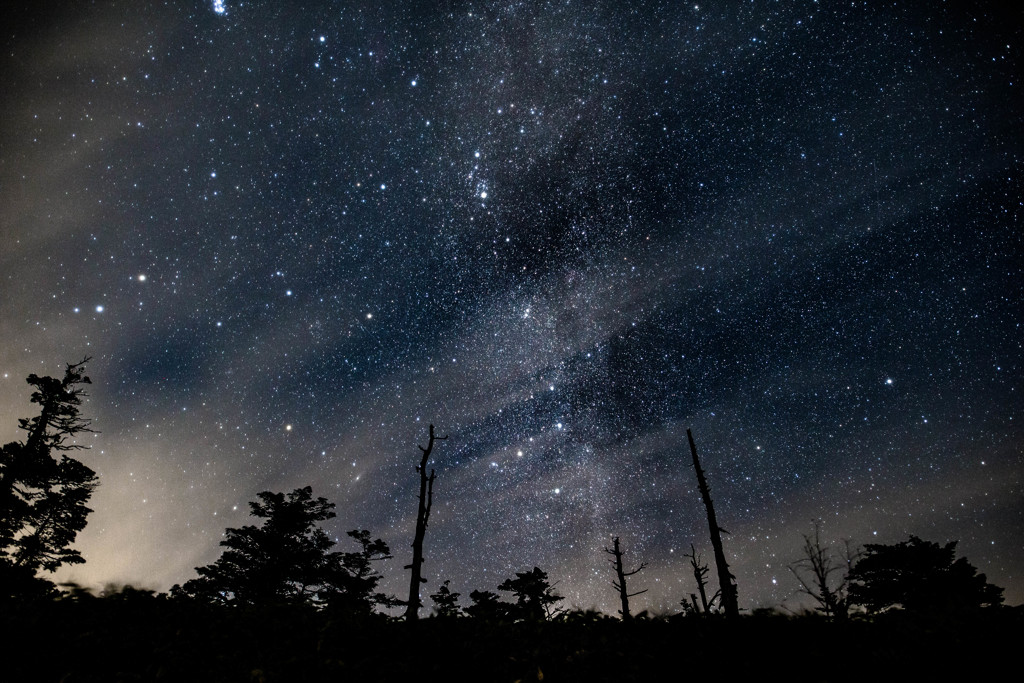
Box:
[1,1,1020,612]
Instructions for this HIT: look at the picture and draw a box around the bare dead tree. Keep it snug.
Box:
[686,428,738,619]
[404,424,446,621]
[683,543,719,614]
[604,536,648,621]
[788,520,859,620]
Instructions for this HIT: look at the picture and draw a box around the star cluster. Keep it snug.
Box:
[1,1,1020,611]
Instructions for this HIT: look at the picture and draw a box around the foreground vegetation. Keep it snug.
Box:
[4,593,1021,682]
[3,361,1019,680]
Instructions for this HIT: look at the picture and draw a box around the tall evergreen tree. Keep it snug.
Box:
[0,359,98,599]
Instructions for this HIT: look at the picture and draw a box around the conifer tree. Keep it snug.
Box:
[177,487,393,611]
[498,566,564,620]
[848,536,1003,614]
[464,589,508,620]
[429,579,462,618]
[321,529,396,614]
[178,487,336,605]
[1,359,98,599]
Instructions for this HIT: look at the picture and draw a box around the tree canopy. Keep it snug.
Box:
[847,535,1004,614]
[428,579,461,618]
[320,529,396,614]
[1,359,98,600]
[498,567,564,621]
[465,589,508,620]
[176,486,392,611]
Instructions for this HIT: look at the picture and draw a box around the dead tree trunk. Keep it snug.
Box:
[404,424,446,621]
[687,428,738,619]
[684,543,717,614]
[788,520,859,621]
[604,536,648,621]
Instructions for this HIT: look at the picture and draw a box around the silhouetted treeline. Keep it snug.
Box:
[2,363,1019,681]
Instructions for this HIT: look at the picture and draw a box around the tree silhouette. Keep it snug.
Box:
[847,535,1004,615]
[604,536,647,620]
[1,359,98,600]
[788,521,858,620]
[177,487,392,611]
[429,579,461,618]
[177,487,336,604]
[320,529,396,614]
[404,424,446,621]
[498,567,564,621]
[686,429,738,619]
[683,543,718,614]
[464,589,509,620]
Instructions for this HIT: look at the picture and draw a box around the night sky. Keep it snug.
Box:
[1,1,1020,613]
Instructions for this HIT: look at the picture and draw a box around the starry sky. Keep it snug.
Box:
[1,1,1021,612]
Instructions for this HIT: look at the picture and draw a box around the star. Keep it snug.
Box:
[1,0,1017,614]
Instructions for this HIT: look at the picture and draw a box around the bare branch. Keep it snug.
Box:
[606,536,648,620]
[787,520,859,620]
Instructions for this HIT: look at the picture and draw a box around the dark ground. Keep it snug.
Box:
[4,598,1021,682]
